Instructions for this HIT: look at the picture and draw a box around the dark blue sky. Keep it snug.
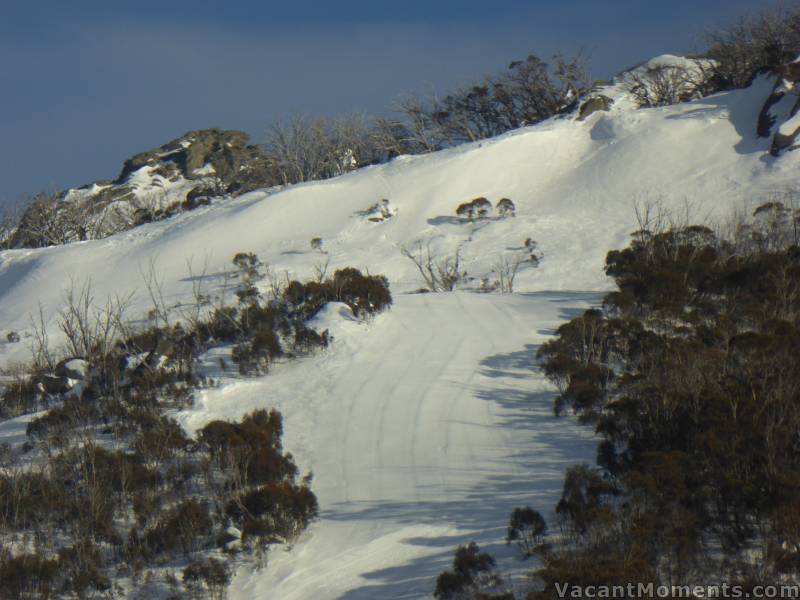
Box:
[0,0,772,201]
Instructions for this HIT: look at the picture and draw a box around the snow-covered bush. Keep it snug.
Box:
[363,198,397,222]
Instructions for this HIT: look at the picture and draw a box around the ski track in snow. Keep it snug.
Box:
[179,292,599,599]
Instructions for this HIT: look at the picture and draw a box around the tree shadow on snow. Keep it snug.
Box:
[329,340,596,597]
[479,344,539,379]
[331,406,591,598]
[427,215,465,226]
[320,290,600,599]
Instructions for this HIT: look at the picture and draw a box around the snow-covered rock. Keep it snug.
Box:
[7,129,271,248]
[55,357,89,380]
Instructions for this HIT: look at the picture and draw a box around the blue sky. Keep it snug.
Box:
[0,1,773,200]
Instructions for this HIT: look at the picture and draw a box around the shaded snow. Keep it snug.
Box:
[181,292,599,600]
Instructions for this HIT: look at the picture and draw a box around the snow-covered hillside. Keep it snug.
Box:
[0,73,794,346]
[186,293,598,599]
[0,63,797,598]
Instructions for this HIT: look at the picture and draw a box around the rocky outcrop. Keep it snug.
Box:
[757,57,800,156]
[577,95,613,121]
[115,129,268,193]
[7,129,272,249]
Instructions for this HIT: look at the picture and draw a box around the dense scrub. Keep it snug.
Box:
[434,199,800,597]
[0,407,313,599]
[529,202,800,592]
[0,253,391,598]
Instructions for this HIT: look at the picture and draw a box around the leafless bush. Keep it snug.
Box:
[398,53,589,149]
[624,64,708,108]
[11,191,91,248]
[0,199,28,247]
[725,191,800,255]
[632,197,670,246]
[371,116,421,157]
[703,5,800,89]
[312,255,331,283]
[401,243,466,292]
[179,256,212,333]
[141,258,171,328]
[493,253,528,293]
[29,304,55,371]
[58,278,134,361]
[263,264,291,303]
[264,114,386,186]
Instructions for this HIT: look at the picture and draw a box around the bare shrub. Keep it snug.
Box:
[624,63,709,108]
[0,198,28,248]
[140,258,171,328]
[401,243,466,292]
[58,278,133,362]
[704,6,800,89]
[10,191,89,247]
[312,255,331,283]
[493,253,528,293]
[402,53,589,150]
[0,366,40,417]
[29,303,55,371]
[264,114,385,186]
[179,256,212,333]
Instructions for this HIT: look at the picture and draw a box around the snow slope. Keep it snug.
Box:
[0,73,794,355]
[0,65,797,598]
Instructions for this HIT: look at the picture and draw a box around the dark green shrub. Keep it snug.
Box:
[229,481,318,543]
[434,542,498,599]
[506,506,547,558]
[142,499,213,557]
[183,557,230,598]
[0,552,59,599]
